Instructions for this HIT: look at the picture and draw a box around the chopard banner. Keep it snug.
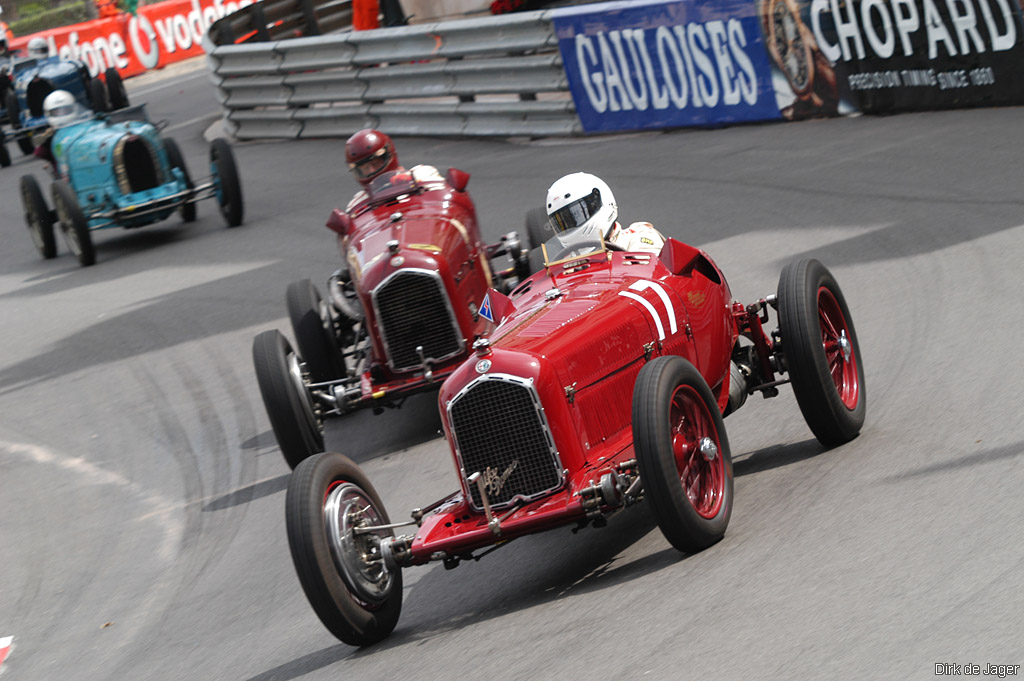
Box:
[9,0,258,79]
[789,0,1024,112]
[551,0,783,133]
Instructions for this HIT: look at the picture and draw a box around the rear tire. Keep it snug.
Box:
[633,356,733,553]
[286,452,403,647]
[164,137,196,222]
[0,138,11,167]
[286,279,346,383]
[252,330,324,469]
[21,174,56,258]
[52,179,94,266]
[211,138,243,227]
[777,259,865,446]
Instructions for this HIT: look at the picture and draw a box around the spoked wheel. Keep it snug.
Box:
[21,174,56,259]
[164,137,196,222]
[777,258,865,446]
[286,279,346,383]
[252,329,324,469]
[633,356,733,553]
[210,138,243,227]
[286,452,403,647]
[52,179,95,266]
[105,67,129,110]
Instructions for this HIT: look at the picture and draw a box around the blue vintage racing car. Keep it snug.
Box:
[19,103,243,266]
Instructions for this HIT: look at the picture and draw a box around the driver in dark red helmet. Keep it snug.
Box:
[344,128,444,212]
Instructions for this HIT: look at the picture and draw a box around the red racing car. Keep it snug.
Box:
[285,236,866,646]
[253,167,531,468]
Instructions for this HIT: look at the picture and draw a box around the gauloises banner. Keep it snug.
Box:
[9,0,259,79]
[554,0,1024,132]
[551,0,783,133]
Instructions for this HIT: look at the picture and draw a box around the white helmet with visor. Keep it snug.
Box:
[545,172,617,254]
[44,90,78,128]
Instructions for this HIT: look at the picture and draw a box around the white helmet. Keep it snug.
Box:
[44,90,77,128]
[545,172,618,252]
[27,37,49,59]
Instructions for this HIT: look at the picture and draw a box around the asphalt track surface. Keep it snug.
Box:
[1,63,1022,681]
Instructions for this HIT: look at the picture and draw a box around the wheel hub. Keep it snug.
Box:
[838,330,852,362]
[699,436,718,462]
[324,483,394,605]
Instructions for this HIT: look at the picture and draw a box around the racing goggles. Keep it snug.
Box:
[349,146,392,181]
[550,188,602,233]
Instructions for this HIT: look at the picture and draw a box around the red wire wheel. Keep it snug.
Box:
[633,356,733,553]
[778,259,866,446]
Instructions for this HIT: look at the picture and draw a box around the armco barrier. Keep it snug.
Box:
[203,9,579,138]
[204,0,1024,140]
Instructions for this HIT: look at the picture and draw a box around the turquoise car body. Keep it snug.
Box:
[52,111,190,229]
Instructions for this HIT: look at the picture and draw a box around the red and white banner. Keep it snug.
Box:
[9,0,259,79]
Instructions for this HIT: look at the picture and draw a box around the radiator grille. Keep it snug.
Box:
[373,269,463,372]
[449,375,562,509]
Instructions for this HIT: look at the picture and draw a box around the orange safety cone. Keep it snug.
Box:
[352,0,380,30]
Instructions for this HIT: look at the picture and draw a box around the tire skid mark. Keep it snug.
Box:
[0,439,183,561]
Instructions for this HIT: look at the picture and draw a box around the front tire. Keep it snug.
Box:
[105,67,129,110]
[777,259,865,446]
[286,279,346,383]
[164,137,196,222]
[22,175,56,258]
[6,90,35,155]
[524,206,550,250]
[52,180,94,266]
[252,330,324,469]
[286,452,403,647]
[0,137,11,167]
[211,138,243,227]
[88,78,110,113]
[633,356,733,553]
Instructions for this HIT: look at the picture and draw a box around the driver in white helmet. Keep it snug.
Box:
[545,172,665,259]
[27,36,49,59]
[34,90,83,171]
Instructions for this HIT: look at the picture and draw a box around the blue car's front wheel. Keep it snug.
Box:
[164,137,196,223]
[52,180,95,267]
[22,175,56,259]
[211,138,243,227]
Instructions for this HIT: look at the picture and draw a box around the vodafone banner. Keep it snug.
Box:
[9,0,258,79]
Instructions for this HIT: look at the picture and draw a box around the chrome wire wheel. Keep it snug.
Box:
[324,482,395,606]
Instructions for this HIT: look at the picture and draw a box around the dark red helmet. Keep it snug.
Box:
[345,129,399,185]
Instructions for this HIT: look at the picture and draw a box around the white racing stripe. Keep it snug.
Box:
[618,279,677,340]
[619,290,665,340]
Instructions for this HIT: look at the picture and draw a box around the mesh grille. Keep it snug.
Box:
[450,377,562,509]
[374,270,462,371]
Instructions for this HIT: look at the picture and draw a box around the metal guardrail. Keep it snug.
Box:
[202,8,580,139]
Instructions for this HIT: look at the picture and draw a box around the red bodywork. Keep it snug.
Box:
[335,170,497,407]
[394,240,757,566]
